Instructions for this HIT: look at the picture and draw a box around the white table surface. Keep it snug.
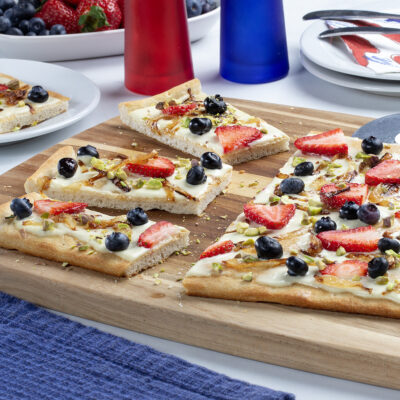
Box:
[1,0,399,399]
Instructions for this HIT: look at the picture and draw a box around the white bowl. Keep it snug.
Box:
[0,4,220,62]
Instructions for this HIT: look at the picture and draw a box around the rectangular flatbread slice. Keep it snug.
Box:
[0,193,189,277]
[184,129,400,318]
[0,73,69,134]
[119,79,289,165]
[24,144,232,216]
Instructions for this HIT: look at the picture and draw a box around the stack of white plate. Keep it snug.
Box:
[300,0,400,97]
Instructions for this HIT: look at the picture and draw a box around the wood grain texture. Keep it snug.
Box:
[2,99,399,390]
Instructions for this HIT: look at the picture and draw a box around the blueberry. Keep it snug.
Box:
[286,256,308,276]
[339,201,359,220]
[0,15,11,32]
[28,17,45,34]
[38,29,49,35]
[25,30,36,35]
[361,136,383,155]
[18,19,29,33]
[186,0,202,18]
[10,197,32,220]
[105,232,130,252]
[202,0,217,13]
[186,165,207,185]
[0,9,3,16]
[204,94,227,115]
[4,8,19,26]
[255,236,283,260]
[314,216,336,234]
[368,257,389,279]
[77,145,99,158]
[28,85,49,103]
[188,117,212,135]
[0,0,15,11]
[19,0,40,8]
[378,237,400,254]
[279,177,304,194]
[49,24,66,35]
[13,2,35,20]
[294,161,314,176]
[58,157,77,178]
[127,207,148,226]
[5,26,22,35]
[357,203,380,225]
[200,151,222,169]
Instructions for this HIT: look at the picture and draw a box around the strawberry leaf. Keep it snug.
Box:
[78,5,110,32]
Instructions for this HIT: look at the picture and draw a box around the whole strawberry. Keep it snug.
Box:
[77,0,122,32]
[36,0,79,34]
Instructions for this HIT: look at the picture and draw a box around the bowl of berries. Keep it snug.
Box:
[0,0,219,61]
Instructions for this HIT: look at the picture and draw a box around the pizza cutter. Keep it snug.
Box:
[352,113,400,144]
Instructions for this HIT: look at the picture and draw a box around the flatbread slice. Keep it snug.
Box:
[119,79,289,165]
[0,192,189,277]
[0,73,69,134]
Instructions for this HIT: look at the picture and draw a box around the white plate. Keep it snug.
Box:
[300,50,400,97]
[0,5,220,62]
[0,59,100,145]
[300,0,400,81]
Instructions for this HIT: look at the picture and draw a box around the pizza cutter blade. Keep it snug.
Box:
[352,113,400,144]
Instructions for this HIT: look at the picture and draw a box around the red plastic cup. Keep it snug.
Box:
[124,0,195,95]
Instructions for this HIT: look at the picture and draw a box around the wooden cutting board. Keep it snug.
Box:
[1,99,399,390]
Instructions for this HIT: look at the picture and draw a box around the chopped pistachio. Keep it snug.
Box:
[195,238,200,244]
[248,181,258,187]
[78,245,89,251]
[261,129,268,134]
[269,195,281,204]
[341,224,349,230]
[181,249,191,256]
[303,255,314,264]
[336,246,346,256]
[153,273,159,278]
[236,221,249,234]
[42,220,54,231]
[310,216,318,226]
[336,182,347,189]
[301,214,310,225]
[62,262,69,268]
[328,162,342,169]
[376,276,389,285]
[118,223,130,230]
[134,178,145,189]
[316,259,326,270]
[107,171,116,180]
[242,238,255,246]
[119,181,127,187]
[154,279,161,285]
[258,226,267,234]
[90,157,107,171]
[12,126,20,131]
[145,178,164,190]
[292,156,306,167]
[115,168,128,181]
[242,271,253,282]
[385,249,400,258]
[244,227,260,236]
[352,275,361,281]
[308,206,322,216]
[243,255,258,263]
[322,256,335,265]
[174,174,183,180]
[17,100,25,107]
[177,157,191,169]
[40,212,49,219]
[280,195,289,203]
[87,250,95,255]
[290,249,299,256]
[355,152,371,159]
[309,199,324,208]
[181,117,191,128]
[387,282,395,291]
[212,262,223,272]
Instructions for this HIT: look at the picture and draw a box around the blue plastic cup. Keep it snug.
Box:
[220,0,289,84]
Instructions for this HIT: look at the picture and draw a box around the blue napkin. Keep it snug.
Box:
[0,292,295,400]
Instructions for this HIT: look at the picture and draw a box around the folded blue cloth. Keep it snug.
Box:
[0,292,295,400]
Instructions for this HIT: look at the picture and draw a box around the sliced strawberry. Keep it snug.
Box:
[199,240,234,259]
[126,157,175,178]
[215,125,263,154]
[162,103,197,115]
[365,160,400,186]
[320,183,368,208]
[321,260,368,279]
[34,200,87,216]
[317,226,380,252]
[243,203,296,230]
[294,128,348,156]
[0,84,8,91]
[138,221,179,248]
[395,211,400,219]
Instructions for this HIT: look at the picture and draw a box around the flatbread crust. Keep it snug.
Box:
[24,145,232,215]
[183,275,400,318]
[0,193,189,277]
[119,79,289,165]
